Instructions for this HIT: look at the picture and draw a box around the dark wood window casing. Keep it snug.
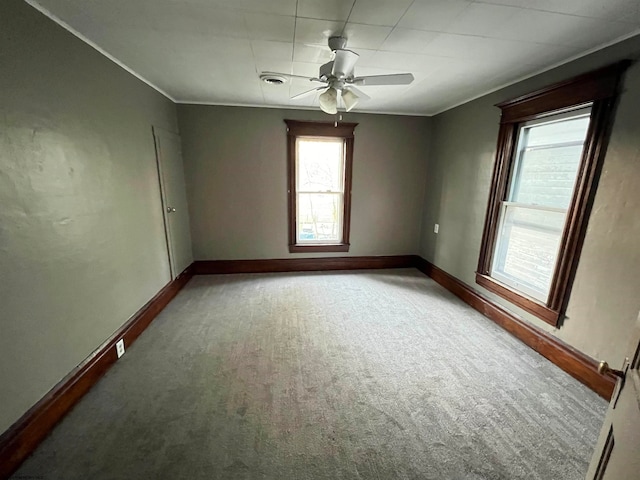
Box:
[285,120,358,253]
[476,61,630,326]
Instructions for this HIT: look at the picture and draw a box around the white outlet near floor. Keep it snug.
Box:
[116,339,125,358]
[434,223,439,234]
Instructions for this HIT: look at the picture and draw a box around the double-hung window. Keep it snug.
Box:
[284,120,357,253]
[491,108,591,302]
[476,62,629,326]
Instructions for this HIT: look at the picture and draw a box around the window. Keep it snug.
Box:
[491,108,591,302]
[284,120,357,253]
[476,62,629,326]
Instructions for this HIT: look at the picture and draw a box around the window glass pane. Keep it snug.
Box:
[511,145,583,208]
[525,115,590,147]
[297,193,342,242]
[492,205,566,301]
[297,139,343,192]
[511,114,590,209]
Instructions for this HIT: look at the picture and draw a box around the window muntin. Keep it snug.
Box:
[296,137,345,244]
[490,108,591,302]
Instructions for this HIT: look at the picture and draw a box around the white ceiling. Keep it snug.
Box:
[29,0,640,115]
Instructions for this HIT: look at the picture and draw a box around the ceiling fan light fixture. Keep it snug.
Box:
[319,87,338,114]
[341,89,359,112]
[273,36,415,114]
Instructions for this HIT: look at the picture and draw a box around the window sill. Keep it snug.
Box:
[289,243,350,253]
[475,273,560,326]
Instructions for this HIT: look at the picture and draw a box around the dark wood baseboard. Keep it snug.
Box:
[414,257,616,401]
[193,255,416,275]
[0,265,194,480]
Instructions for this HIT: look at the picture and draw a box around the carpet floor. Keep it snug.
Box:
[12,269,607,479]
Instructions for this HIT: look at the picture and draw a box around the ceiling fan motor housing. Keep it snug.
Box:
[328,36,348,51]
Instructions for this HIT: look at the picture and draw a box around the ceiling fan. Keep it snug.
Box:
[261,36,414,114]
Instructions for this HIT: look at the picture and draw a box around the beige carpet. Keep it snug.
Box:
[13,269,606,479]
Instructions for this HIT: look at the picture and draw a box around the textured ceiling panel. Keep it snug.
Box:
[30,0,640,115]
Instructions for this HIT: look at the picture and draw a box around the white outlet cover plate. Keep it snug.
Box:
[116,339,125,358]
[434,224,439,233]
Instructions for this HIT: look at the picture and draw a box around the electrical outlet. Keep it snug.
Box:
[434,223,439,234]
[116,339,125,358]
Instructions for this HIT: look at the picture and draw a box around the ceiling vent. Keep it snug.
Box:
[260,74,287,85]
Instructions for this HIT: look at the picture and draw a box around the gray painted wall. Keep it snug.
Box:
[420,35,640,367]
[0,1,179,433]
[178,105,431,260]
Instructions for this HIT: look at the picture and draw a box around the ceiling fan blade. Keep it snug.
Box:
[344,86,370,101]
[331,50,359,78]
[304,43,332,51]
[351,73,415,86]
[262,71,324,83]
[291,86,326,100]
